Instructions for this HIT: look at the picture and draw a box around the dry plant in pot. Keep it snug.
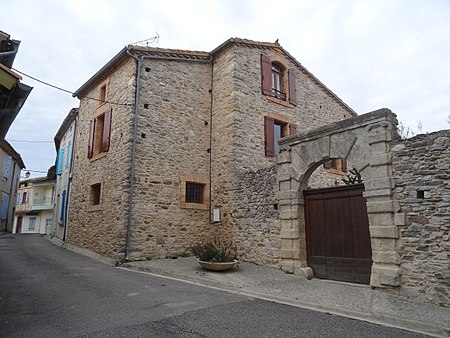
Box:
[191,242,238,271]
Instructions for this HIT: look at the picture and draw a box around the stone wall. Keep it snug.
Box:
[211,43,355,267]
[392,130,450,305]
[129,57,214,259]
[67,58,136,258]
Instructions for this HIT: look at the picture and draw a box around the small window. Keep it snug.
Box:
[264,116,297,157]
[99,84,107,104]
[271,63,285,100]
[186,182,204,204]
[22,191,28,204]
[179,174,209,210]
[324,158,348,175]
[88,108,112,159]
[28,217,36,231]
[261,54,297,106]
[90,183,101,206]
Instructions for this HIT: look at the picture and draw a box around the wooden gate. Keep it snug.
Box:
[304,184,372,284]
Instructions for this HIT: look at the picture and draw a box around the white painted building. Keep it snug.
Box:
[13,176,55,234]
[52,108,78,240]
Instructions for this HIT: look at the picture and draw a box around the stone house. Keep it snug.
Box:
[0,140,25,232]
[65,37,449,305]
[13,176,55,234]
[51,108,78,241]
[67,37,354,264]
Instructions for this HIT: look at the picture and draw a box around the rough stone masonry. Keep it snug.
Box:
[392,130,450,305]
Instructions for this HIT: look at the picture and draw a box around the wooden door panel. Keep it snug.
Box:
[304,184,372,284]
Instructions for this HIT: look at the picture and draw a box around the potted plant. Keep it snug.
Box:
[191,242,238,271]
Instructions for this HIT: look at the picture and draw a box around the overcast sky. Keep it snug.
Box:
[2,0,450,178]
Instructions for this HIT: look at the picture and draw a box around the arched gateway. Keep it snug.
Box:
[276,109,402,288]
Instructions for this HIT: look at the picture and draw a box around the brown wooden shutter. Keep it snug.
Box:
[289,123,297,136]
[323,160,332,169]
[341,159,348,172]
[264,116,275,157]
[288,68,297,106]
[261,54,272,96]
[101,108,112,152]
[88,118,95,159]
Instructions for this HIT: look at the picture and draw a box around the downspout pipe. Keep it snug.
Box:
[124,49,212,261]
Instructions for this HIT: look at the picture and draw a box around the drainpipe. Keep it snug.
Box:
[124,49,212,260]
[209,57,214,224]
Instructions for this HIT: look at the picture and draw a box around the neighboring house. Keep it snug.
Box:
[51,108,78,241]
[0,30,32,139]
[13,176,55,234]
[0,140,25,232]
[67,37,355,265]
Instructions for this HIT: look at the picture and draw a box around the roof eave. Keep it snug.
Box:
[73,47,130,98]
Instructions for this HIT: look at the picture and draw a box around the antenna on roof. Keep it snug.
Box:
[130,32,160,47]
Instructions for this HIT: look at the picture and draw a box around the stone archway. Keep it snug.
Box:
[276,109,402,288]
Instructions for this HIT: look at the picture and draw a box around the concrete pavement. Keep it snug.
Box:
[50,237,449,337]
[122,257,450,338]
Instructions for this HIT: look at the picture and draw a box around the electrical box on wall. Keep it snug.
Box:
[212,208,220,223]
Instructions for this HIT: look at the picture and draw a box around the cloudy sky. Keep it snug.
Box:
[2,0,450,178]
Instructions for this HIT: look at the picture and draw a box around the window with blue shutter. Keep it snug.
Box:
[65,141,71,169]
[60,190,66,222]
[1,195,9,220]
[56,148,64,175]
[2,156,12,180]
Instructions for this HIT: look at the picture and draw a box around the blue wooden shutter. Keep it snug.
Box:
[56,148,64,175]
[60,190,66,222]
[1,195,9,220]
[2,156,12,179]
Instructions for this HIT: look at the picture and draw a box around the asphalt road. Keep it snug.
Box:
[0,234,429,337]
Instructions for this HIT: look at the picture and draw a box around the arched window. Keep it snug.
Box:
[261,54,297,105]
[271,62,285,100]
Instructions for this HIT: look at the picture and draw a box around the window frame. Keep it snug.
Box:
[88,106,112,160]
[28,217,36,231]
[323,158,348,175]
[179,174,209,210]
[261,54,297,106]
[185,182,205,204]
[264,114,297,157]
[87,176,103,212]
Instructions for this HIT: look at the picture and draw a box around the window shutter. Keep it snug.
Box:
[56,149,64,175]
[2,156,12,179]
[341,159,348,172]
[324,160,332,169]
[264,116,275,157]
[288,68,298,106]
[261,54,272,96]
[60,190,66,222]
[88,119,95,158]
[1,195,9,220]
[101,108,112,152]
[289,123,297,136]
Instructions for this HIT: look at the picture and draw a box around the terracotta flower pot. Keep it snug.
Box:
[197,259,238,271]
